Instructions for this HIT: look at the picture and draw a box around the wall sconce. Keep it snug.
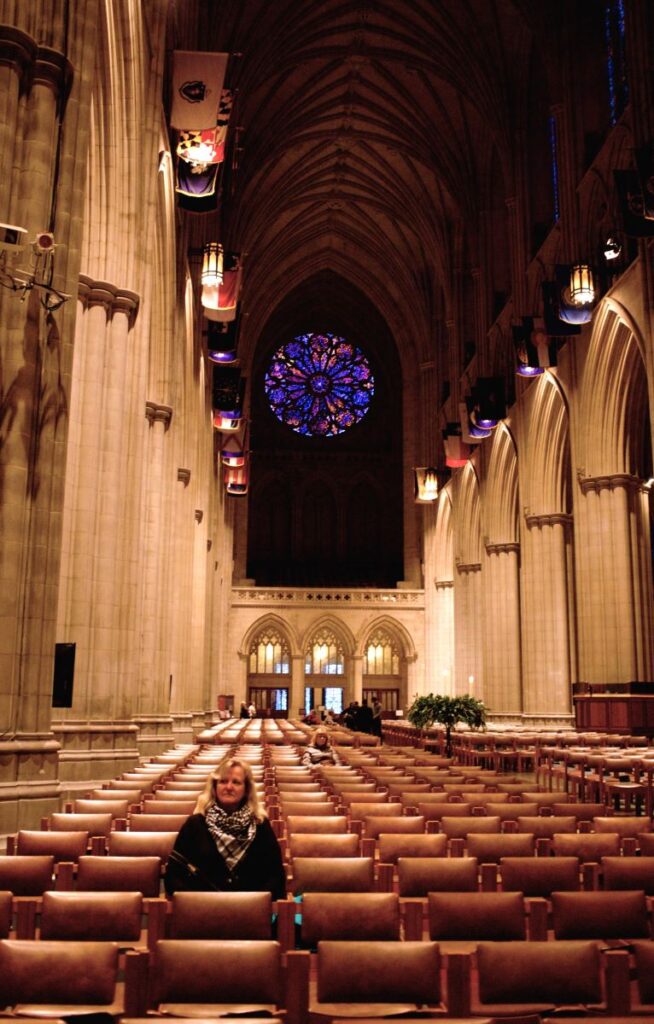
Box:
[201,242,224,286]
[569,263,596,306]
[415,467,440,503]
[0,228,71,311]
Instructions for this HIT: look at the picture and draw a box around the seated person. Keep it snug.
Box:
[164,756,286,899]
[301,726,341,767]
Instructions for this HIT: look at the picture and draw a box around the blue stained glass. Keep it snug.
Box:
[265,332,375,436]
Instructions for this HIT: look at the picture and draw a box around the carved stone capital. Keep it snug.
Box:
[0,25,37,87]
[34,46,73,103]
[78,275,140,325]
[577,469,646,494]
[525,511,573,529]
[145,401,173,428]
[194,509,203,523]
[177,468,191,486]
[456,561,482,575]
[434,579,454,590]
[485,540,520,556]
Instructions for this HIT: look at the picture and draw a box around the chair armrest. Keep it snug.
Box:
[275,898,296,954]
[14,896,39,939]
[525,897,548,941]
[480,863,497,892]
[447,951,472,1016]
[285,950,310,1024]
[124,949,150,1017]
[144,897,168,951]
[604,948,631,1015]
[376,862,393,893]
[55,861,75,891]
[401,898,423,941]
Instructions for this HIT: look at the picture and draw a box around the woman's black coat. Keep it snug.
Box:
[164,812,286,899]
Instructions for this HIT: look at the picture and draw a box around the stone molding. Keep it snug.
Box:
[34,45,73,102]
[576,469,647,495]
[231,587,424,608]
[194,509,203,523]
[455,561,481,575]
[484,541,520,555]
[78,275,140,325]
[0,25,37,86]
[145,401,173,428]
[177,468,191,485]
[434,579,454,590]
[524,511,573,529]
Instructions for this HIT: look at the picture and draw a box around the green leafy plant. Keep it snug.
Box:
[407,693,486,756]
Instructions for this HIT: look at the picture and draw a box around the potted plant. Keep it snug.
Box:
[407,693,486,757]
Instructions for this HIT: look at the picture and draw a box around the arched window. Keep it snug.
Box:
[365,629,400,675]
[249,629,290,675]
[363,627,402,712]
[304,627,345,715]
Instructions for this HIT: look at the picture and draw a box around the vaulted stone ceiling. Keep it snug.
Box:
[179,0,567,374]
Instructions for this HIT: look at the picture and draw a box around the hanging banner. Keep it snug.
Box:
[170,51,229,130]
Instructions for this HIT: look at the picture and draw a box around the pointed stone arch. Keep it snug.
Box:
[434,486,454,584]
[239,614,301,659]
[452,462,482,567]
[301,615,356,658]
[354,615,417,660]
[523,372,571,516]
[575,297,654,684]
[481,422,519,544]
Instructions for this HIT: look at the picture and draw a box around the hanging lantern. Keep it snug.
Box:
[469,377,505,430]
[415,467,439,503]
[568,263,596,306]
[201,241,224,286]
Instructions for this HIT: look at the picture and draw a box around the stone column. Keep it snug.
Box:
[453,563,482,696]
[433,580,455,696]
[0,31,75,830]
[351,655,364,704]
[290,655,305,718]
[482,542,522,714]
[575,473,654,684]
[132,401,175,755]
[521,513,575,717]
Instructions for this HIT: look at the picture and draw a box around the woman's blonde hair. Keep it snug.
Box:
[194,756,266,821]
[310,726,331,747]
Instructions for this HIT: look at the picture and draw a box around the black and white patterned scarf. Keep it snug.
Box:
[205,802,257,873]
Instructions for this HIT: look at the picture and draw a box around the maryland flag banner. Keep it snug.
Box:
[202,251,242,321]
[170,51,229,130]
[176,90,234,167]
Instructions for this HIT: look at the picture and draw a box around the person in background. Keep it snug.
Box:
[248,701,256,718]
[323,707,335,726]
[301,726,340,766]
[372,695,383,740]
[359,698,373,734]
[164,756,286,898]
[239,701,249,719]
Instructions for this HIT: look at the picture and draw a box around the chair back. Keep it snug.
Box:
[170,891,272,938]
[288,834,359,858]
[0,938,119,1008]
[317,940,440,1005]
[291,857,374,894]
[16,830,88,861]
[500,856,580,896]
[40,891,142,941]
[302,893,400,944]
[0,855,54,896]
[50,813,112,838]
[76,855,161,896]
[152,939,281,1009]
[398,856,478,896]
[378,833,447,863]
[466,833,535,863]
[428,891,525,940]
[552,890,649,939]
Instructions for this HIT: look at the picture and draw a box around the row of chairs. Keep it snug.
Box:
[2,934,653,1018]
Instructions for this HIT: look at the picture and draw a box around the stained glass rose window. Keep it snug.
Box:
[264,332,374,437]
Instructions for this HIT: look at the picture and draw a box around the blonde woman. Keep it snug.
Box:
[301,726,340,766]
[164,756,285,898]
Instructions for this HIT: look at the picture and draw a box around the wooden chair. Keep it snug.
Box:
[378,833,447,863]
[311,940,442,1019]
[127,813,188,832]
[603,856,654,894]
[279,802,338,817]
[149,939,282,1016]
[552,832,621,860]
[76,855,161,897]
[466,832,535,864]
[440,816,501,841]
[15,830,89,862]
[72,799,129,821]
[0,938,133,1017]
[301,892,400,945]
[427,891,526,951]
[288,834,360,858]
[516,815,577,838]
[0,856,54,897]
[397,856,478,896]
[107,830,177,862]
[291,857,374,895]
[169,891,272,938]
[500,856,580,896]
[40,891,143,943]
[471,940,604,1017]
[49,813,113,841]
[362,815,425,840]
[552,802,607,822]
[141,798,196,815]
[0,891,12,938]
[286,815,348,834]
[551,890,650,939]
